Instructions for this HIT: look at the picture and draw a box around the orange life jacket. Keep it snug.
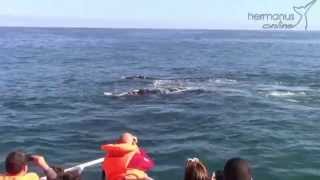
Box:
[0,172,39,180]
[101,143,147,180]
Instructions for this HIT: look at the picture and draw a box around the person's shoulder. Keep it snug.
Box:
[0,173,39,180]
[25,172,40,180]
[0,174,6,180]
[0,174,14,180]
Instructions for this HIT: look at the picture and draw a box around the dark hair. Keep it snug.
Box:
[59,171,81,180]
[184,158,210,180]
[215,170,224,180]
[5,151,28,175]
[51,166,81,180]
[51,166,64,174]
[224,158,251,180]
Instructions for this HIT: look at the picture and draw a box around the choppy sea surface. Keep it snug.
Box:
[1,27,320,180]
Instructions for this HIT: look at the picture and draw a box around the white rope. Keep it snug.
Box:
[40,157,154,180]
[64,158,104,172]
[40,158,104,180]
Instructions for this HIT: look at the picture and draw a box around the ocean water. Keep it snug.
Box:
[1,27,320,180]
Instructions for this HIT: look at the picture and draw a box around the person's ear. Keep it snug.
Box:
[23,165,28,173]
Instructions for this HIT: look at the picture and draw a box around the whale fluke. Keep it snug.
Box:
[293,0,317,30]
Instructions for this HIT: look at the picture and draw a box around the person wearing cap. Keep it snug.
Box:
[0,151,57,180]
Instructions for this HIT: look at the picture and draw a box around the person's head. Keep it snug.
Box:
[118,132,138,145]
[51,166,64,174]
[59,171,81,180]
[213,170,224,180]
[184,158,210,180]
[223,158,252,180]
[5,151,29,175]
[51,166,81,180]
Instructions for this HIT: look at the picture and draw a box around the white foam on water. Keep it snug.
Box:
[153,79,184,88]
[115,92,130,97]
[286,99,299,103]
[104,92,129,97]
[162,87,199,94]
[258,84,311,92]
[152,78,237,93]
[267,91,306,97]
[106,77,239,97]
[103,92,113,96]
[211,78,237,84]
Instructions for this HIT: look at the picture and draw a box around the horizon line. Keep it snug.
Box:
[0,25,319,32]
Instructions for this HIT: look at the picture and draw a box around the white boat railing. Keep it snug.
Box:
[40,158,104,180]
[65,158,104,173]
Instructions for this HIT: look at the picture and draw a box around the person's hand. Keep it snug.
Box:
[30,155,57,180]
[30,155,50,171]
[211,172,216,180]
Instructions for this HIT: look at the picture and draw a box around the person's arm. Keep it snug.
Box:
[31,155,57,180]
[138,149,155,170]
[127,149,155,172]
